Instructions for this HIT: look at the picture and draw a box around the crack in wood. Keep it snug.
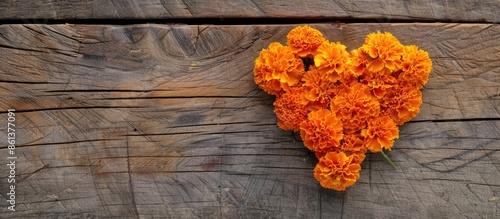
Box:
[0,17,497,25]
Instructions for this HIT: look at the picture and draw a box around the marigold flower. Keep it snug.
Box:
[340,133,367,164]
[254,42,305,95]
[351,45,397,98]
[314,41,350,82]
[287,25,326,57]
[362,32,404,75]
[330,82,380,133]
[314,151,361,191]
[400,45,432,89]
[300,109,343,152]
[361,116,399,153]
[379,83,423,125]
[274,86,310,131]
[315,133,367,164]
[347,48,370,78]
[361,73,398,98]
[301,66,339,109]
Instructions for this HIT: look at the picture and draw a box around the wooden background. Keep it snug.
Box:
[0,1,499,218]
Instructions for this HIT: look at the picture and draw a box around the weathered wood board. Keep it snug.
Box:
[0,23,499,218]
[0,0,499,23]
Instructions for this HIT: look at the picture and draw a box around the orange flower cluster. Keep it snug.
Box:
[253,26,432,191]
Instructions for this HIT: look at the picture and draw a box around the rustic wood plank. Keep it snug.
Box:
[0,0,498,23]
[0,23,499,218]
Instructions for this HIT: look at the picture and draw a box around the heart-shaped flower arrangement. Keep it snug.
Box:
[253,26,432,191]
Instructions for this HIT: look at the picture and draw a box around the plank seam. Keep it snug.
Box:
[0,17,496,25]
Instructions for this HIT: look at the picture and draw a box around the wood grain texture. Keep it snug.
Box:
[0,23,499,218]
[0,0,498,23]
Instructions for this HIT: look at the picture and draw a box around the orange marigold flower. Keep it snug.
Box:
[330,82,380,133]
[314,151,361,191]
[314,41,350,83]
[347,48,370,78]
[340,133,367,164]
[361,116,399,153]
[300,109,343,152]
[274,86,310,131]
[351,45,398,98]
[315,133,367,163]
[287,25,326,57]
[400,45,432,89]
[254,42,305,95]
[361,73,398,99]
[362,32,404,75]
[379,83,423,125]
[301,66,338,109]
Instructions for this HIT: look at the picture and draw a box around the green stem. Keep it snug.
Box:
[291,131,296,143]
[380,150,397,170]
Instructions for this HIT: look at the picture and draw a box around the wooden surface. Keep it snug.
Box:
[0,0,499,23]
[0,16,499,219]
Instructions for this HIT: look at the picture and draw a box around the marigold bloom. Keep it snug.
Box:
[314,41,350,82]
[301,66,338,109]
[379,83,423,125]
[347,48,370,78]
[315,133,367,164]
[361,116,399,153]
[330,82,380,133]
[287,25,326,57]
[254,42,305,95]
[300,109,343,152]
[361,73,398,98]
[274,87,310,131]
[351,46,398,98]
[400,45,432,89]
[340,133,367,164]
[362,32,404,75]
[314,151,361,191]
